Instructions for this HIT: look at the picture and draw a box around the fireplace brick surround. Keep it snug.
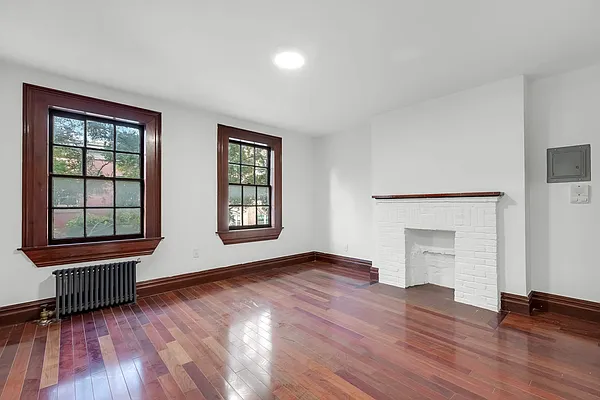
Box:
[373,192,503,312]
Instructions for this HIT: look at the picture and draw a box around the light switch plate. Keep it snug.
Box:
[570,183,590,204]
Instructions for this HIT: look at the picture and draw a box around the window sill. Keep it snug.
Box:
[217,227,282,245]
[19,237,164,267]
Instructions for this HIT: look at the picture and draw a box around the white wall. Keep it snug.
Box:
[527,64,600,302]
[371,77,528,295]
[0,59,314,307]
[312,125,372,260]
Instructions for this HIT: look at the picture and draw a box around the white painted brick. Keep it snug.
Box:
[477,208,485,227]
[457,274,475,282]
[374,197,498,311]
[465,232,490,240]
[486,297,498,306]
[474,252,496,260]
[485,272,497,279]
[469,269,487,278]
[455,250,475,258]
[455,262,474,271]
[475,276,497,285]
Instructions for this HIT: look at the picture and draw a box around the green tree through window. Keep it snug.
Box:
[49,111,144,242]
[227,140,271,228]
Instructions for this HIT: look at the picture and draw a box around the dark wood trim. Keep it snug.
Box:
[216,124,282,245]
[531,291,600,323]
[372,192,504,200]
[314,252,372,272]
[19,237,163,268]
[369,267,379,284]
[21,83,162,267]
[500,292,532,315]
[137,251,314,297]
[0,251,315,326]
[216,227,284,245]
[1,251,380,326]
[0,297,54,327]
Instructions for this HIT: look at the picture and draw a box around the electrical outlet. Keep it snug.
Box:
[344,244,348,252]
[192,248,200,258]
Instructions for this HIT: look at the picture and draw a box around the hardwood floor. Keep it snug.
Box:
[1,261,599,399]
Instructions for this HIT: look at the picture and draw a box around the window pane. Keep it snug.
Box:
[116,153,140,178]
[229,185,242,205]
[86,209,114,237]
[256,148,268,167]
[257,207,270,225]
[241,166,254,184]
[241,145,254,165]
[87,120,114,149]
[243,186,256,205]
[116,181,141,207]
[229,206,242,227]
[53,116,84,146]
[86,150,114,177]
[52,146,82,175]
[243,207,257,226]
[228,142,241,163]
[228,164,240,184]
[116,125,141,153]
[116,208,141,235]
[257,187,269,205]
[86,179,114,207]
[52,177,84,207]
[255,168,268,185]
[52,209,84,239]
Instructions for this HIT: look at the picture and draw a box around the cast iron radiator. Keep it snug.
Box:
[52,260,139,319]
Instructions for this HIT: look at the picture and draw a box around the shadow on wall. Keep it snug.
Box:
[39,275,54,301]
[496,194,515,295]
[535,180,551,293]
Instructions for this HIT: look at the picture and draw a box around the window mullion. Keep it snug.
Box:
[83,118,87,238]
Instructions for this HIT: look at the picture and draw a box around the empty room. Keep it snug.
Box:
[0,1,599,399]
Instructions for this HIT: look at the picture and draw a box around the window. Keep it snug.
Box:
[21,84,163,267]
[227,140,271,229]
[217,125,282,245]
[49,111,144,243]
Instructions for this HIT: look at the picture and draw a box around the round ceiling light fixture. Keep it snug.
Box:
[273,51,305,70]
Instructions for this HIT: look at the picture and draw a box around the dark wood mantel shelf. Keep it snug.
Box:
[372,192,504,200]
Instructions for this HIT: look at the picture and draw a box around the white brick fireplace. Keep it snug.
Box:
[373,193,503,312]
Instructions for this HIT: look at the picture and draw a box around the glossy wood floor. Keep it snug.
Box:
[1,261,599,400]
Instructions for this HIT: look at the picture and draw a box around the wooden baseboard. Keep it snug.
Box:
[137,252,315,297]
[314,252,371,271]
[531,291,600,323]
[0,251,378,326]
[369,267,379,284]
[501,290,600,323]
[0,297,54,327]
[0,252,316,326]
[500,292,532,315]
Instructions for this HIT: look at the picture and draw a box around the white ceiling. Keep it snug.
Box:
[1,1,600,135]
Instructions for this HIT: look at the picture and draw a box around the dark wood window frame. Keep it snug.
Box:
[20,84,163,267]
[217,125,282,245]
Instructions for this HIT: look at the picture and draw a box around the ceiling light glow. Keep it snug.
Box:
[273,51,305,70]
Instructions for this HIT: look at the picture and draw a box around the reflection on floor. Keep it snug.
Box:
[0,261,599,399]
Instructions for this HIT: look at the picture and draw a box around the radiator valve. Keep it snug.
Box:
[35,304,56,326]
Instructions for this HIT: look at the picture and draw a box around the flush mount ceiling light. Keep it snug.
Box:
[273,51,305,70]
